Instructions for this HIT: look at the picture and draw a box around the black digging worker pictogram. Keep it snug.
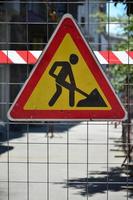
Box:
[49,54,78,107]
[48,53,107,107]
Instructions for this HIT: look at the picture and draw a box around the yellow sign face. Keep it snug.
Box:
[24,33,111,111]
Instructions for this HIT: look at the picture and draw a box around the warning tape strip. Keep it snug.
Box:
[0,50,133,64]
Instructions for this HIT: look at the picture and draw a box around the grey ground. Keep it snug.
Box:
[0,122,132,200]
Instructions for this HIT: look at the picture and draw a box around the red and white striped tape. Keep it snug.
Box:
[0,50,133,65]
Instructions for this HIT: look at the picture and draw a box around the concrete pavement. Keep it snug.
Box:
[0,122,132,200]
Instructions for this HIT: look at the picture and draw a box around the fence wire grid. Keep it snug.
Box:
[0,1,133,200]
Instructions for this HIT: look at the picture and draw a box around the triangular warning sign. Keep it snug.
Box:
[8,14,127,121]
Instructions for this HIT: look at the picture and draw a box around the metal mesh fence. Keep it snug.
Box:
[0,1,133,200]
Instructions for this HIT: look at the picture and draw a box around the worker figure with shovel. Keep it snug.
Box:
[48,54,78,107]
[49,53,107,108]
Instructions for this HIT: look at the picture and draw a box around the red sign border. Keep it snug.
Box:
[8,14,127,121]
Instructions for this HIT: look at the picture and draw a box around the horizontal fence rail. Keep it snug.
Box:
[0,50,133,65]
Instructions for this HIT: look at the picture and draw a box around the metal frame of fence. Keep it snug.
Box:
[0,1,133,200]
